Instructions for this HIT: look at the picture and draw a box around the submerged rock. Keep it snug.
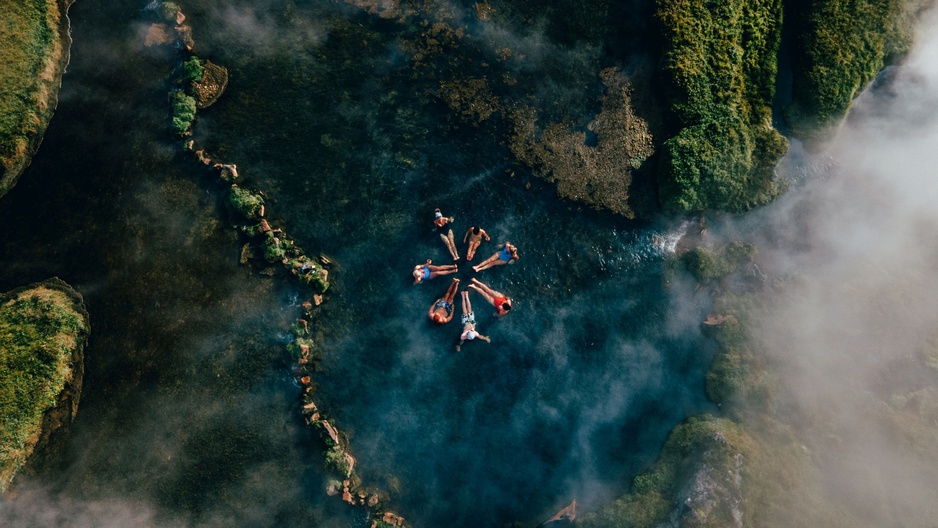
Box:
[144,23,175,47]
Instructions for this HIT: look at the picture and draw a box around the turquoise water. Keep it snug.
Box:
[0,1,715,526]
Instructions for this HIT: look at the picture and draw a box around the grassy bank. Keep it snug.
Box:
[0,0,70,199]
[655,0,788,213]
[0,279,89,492]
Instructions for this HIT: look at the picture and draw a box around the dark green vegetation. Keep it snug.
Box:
[682,242,757,286]
[227,185,264,219]
[182,56,204,85]
[786,0,925,138]
[158,1,180,22]
[347,0,918,218]
[170,91,197,136]
[656,0,788,213]
[0,0,68,198]
[0,281,88,492]
[578,416,752,528]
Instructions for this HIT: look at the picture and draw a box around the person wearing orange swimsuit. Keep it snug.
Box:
[467,277,512,317]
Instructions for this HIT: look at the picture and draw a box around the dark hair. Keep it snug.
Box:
[472,226,480,235]
[502,302,511,311]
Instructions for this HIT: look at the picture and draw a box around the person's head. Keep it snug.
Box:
[434,208,442,219]
[432,313,443,323]
[501,300,512,311]
[467,330,478,340]
[413,269,422,280]
[472,226,480,235]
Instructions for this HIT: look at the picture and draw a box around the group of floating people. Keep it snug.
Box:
[412,208,520,351]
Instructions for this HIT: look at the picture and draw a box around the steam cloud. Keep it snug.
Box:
[717,6,938,524]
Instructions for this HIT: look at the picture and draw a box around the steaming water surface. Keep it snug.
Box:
[1,1,716,526]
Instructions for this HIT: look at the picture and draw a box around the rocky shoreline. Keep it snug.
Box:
[0,277,90,494]
[0,0,76,199]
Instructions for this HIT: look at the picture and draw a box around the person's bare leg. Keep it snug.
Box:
[472,278,505,299]
[470,277,494,295]
[461,290,470,315]
[430,268,458,280]
[444,279,459,303]
[467,283,494,305]
[467,240,479,260]
[472,255,495,272]
[447,231,459,260]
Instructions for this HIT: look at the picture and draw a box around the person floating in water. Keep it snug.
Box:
[413,259,458,284]
[472,241,518,272]
[456,290,490,351]
[467,277,512,317]
[429,278,460,324]
[462,226,491,261]
[434,207,460,261]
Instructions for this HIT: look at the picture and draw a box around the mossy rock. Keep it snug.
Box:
[227,185,264,219]
[0,278,89,493]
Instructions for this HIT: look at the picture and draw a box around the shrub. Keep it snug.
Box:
[182,56,204,85]
[262,232,286,262]
[169,91,196,135]
[325,447,352,477]
[227,185,264,219]
[158,1,181,22]
[656,0,788,212]
[786,0,917,137]
[681,242,757,285]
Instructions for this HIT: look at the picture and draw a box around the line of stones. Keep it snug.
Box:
[146,3,406,526]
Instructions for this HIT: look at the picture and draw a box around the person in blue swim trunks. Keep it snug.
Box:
[413,259,458,284]
[428,278,460,324]
[472,241,518,272]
